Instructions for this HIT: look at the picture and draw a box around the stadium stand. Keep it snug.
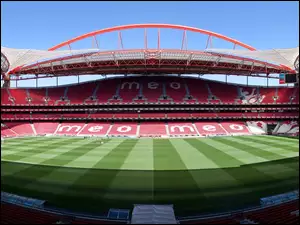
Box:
[5,123,34,136]
[1,124,17,137]
[67,82,98,104]
[34,122,60,135]
[1,21,299,225]
[140,113,165,119]
[194,122,227,136]
[3,78,298,105]
[77,122,111,136]
[273,121,299,135]
[246,121,267,134]
[108,122,138,136]
[27,88,47,104]
[97,79,120,104]
[1,202,127,224]
[243,199,299,224]
[168,122,199,136]
[2,121,299,137]
[139,122,168,137]
[119,79,141,103]
[221,122,251,135]
[179,199,299,224]
[208,82,239,104]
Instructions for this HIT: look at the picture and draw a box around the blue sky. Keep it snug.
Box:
[1,1,299,87]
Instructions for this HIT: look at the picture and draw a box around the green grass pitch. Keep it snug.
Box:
[1,135,299,216]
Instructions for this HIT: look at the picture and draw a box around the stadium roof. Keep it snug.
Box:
[207,47,299,70]
[1,46,298,71]
[1,24,298,76]
[1,47,297,76]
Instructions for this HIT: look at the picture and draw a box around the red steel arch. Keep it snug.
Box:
[48,24,256,51]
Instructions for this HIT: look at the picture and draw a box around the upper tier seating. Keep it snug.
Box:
[258,87,276,104]
[291,87,299,103]
[28,88,47,104]
[96,79,119,103]
[46,87,66,104]
[276,88,295,104]
[119,79,140,103]
[208,82,238,104]
[1,88,12,104]
[1,77,299,105]
[165,78,188,103]
[9,89,28,104]
[185,79,209,103]
[66,82,97,104]
[142,78,164,103]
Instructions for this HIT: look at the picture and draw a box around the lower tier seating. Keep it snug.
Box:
[1,121,298,138]
[180,199,299,224]
[1,202,126,224]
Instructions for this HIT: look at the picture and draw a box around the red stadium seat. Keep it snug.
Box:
[5,123,35,136]
[168,122,198,135]
[108,122,138,136]
[139,122,167,136]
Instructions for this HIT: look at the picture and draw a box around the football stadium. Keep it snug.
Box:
[1,4,299,224]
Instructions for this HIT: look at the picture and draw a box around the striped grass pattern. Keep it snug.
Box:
[1,135,299,216]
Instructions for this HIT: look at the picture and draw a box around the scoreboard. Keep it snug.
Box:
[279,73,298,84]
